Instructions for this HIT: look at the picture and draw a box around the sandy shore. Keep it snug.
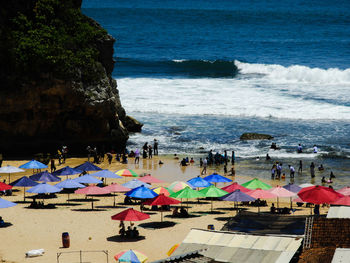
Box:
[0,156,328,263]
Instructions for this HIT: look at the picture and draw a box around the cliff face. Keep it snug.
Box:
[0,0,142,155]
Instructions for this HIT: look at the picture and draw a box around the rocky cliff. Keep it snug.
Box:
[0,0,142,156]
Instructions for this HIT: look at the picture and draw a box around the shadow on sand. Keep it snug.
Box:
[106,235,146,242]
[0,222,13,228]
[138,221,177,229]
[71,208,107,212]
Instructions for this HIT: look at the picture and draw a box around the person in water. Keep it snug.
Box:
[297,144,303,153]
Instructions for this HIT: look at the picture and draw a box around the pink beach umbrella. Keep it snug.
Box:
[247,188,277,213]
[269,186,296,208]
[337,187,350,196]
[168,181,192,192]
[75,185,110,209]
[103,183,131,207]
[332,195,350,206]
[138,174,165,184]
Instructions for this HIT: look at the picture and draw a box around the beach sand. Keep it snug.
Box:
[0,156,328,263]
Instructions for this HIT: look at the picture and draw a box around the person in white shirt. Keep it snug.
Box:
[313,145,318,153]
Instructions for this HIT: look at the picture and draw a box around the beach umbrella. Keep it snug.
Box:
[75,185,110,209]
[122,179,151,189]
[91,169,122,183]
[246,188,277,213]
[221,182,250,193]
[74,162,102,172]
[152,187,174,197]
[283,183,302,193]
[29,170,61,182]
[0,165,25,184]
[168,181,193,192]
[170,186,204,210]
[19,160,48,169]
[116,169,138,177]
[241,178,272,190]
[73,175,102,184]
[10,176,39,200]
[199,185,228,212]
[112,208,150,222]
[27,183,61,194]
[143,194,181,221]
[55,179,86,201]
[52,166,81,178]
[138,174,165,184]
[187,176,212,188]
[269,186,296,208]
[0,182,13,191]
[337,187,350,196]
[0,197,17,208]
[103,183,131,207]
[125,185,158,199]
[299,183,314,188]
[298,185,344,205]
[332,196,350,206]
[203,173,232,185]
[114,249,148,263]
[221,189,256,211]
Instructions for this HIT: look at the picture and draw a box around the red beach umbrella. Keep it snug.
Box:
[111,208,150,222]
[0,182,13,191]
[221,182,250,193]
[138,174,165,184]
[298,185,344,205]
[75,185,110,209]
[143,194,181,221]
[331,196,350,206]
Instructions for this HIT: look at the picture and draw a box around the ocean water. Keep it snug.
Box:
[82,0,350,184]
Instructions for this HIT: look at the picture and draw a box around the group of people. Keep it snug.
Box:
[119,221,139,238]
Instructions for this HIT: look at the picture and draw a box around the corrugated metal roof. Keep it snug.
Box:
[327,206,350,218]
[331,248,350,263]
[173,229,303,263]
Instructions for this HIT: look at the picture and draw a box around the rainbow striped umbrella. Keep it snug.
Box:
[152,186,174,196]
[116,169,139,177]
[114,249,147,263]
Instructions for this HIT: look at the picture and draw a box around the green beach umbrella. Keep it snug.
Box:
[170,186,204,210]
[241,178,272,190]
[199,185,228,212]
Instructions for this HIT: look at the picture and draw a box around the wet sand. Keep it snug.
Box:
[0,156,330,262]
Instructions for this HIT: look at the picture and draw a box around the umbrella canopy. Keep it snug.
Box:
[125,185,158,199]
[168,181,193,192]
[73,175,102,184]
[122,179,151,189]
[269,186,296,198]
[116,169,139,177]
[0,182,13,191]
[10,176,38,187]
[143,194,181,206]
[332,196,350,206]
[170,186,204,199]
[337,187,350,196]
[187,176,212,188]
[55,179,85,189]
[283,183,302,193]
[104,183,131,193]
[52,166,81,176]
[0,165,25,183]
[114,249,148,263]
[241,178,272,190]
[298,185,344,204]
[91,169,122,179]
[246,188,277,199]
[29,171,61,182]
[111,208,150,221]
[299,183,314,188]
[0,197,17,208]
[75,185,109,195]
[26,183,61,194]
[221,182,250,193]
[138,174,165,184]
[74,162,102,172]
[19,160,48,169]
[152,187,174,197]
[199,185,228,198]
[221,189,256,202]
[203,173,232,183]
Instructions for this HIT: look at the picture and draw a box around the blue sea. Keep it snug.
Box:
[82,0,350,185]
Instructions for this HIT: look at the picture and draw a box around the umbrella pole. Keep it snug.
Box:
[23,187,26,201]
[67,192,70,202]
[92,199,94,210]
[290,197,292,210]
[161,211,163,222]
[211,198,213,212]
[113,194,116,207]
[277,197,279,208]
[8,173,10,184]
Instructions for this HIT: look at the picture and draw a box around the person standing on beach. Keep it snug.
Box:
[0,153,3,167]
[310,162,315,178]
[50,158,56,173]
[201,158,208,175]
[148,144,153,159]
[289,165,295,178]
[298,160,303,174]
[231,151,235,164]
[134,149,140,164]
[142,143,148,158]
[153,139,158,155]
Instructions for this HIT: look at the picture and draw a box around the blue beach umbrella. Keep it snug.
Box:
[10,176,39,200]
[187,176,212,188]
[221,189,256,210]
[53,166,81,177]
[73,175,102,184]
[283,183,302,193]
[29,171,61,182]
[125,185,158,199]
[122,179,151,189]
[55,179,86,201]
[19,160,48,169]
[204,173,232,185]
[0,197,17,208]
[74,162,102,172]
[26,183,61,194]
[92,169,122,184]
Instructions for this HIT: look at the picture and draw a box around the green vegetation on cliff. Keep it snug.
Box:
[0,0,107,86]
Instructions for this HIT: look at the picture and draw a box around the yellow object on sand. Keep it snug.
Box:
[167,244,179,256]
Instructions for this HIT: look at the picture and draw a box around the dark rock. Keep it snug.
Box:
[124,116,143,132]
[240,133,274,140]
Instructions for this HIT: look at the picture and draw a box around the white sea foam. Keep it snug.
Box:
[117,61,350,120]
